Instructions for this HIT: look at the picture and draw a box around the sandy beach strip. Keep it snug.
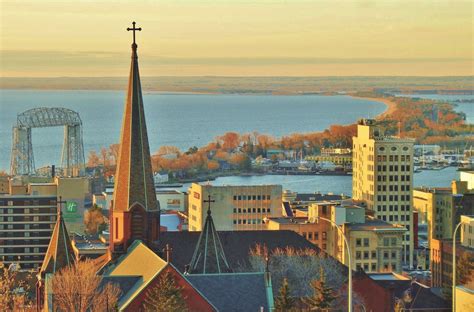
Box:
[350,96,398,119]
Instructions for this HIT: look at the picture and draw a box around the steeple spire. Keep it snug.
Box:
[110,22,160,253]
[189,195,231,274]
[40,197,75,274]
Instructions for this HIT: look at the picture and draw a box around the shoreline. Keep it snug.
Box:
[350,95,397,119]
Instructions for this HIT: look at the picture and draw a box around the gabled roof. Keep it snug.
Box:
[41,209,75,274]
[158,230,320,273]
[112,33,158,213]
[187,273,270,312]
[104,240,168,309]
[189,207,231,274]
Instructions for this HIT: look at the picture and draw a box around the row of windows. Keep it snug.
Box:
[0,223,55,230]
[383,237,399,246]
[0,216,56,222]
[233,208,271,214]
[377,195,411,202]
[233,219,263,225]
[233,195,271,201]
[377,165,411,172]
[376,155,411,162]
[378,146,410,152]
[377,175,411,182]
[356,250,376,260]
[0,247,46,253]
[0,207,56,214]
[356,262,398,272]
[377,214,411,222]
[302,231,327,241]
[377,205,411,212]
[356,238,370,247]
[377,184,411,192]
[0,199,56,206]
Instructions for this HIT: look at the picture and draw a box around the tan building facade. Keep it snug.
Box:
[413,187,454,248]
[461,215,474,249]
[188,183,282,231]
[352,119,415,267]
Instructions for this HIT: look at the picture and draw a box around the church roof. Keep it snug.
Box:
[189,205,231,274]
[40,208,75,275]
[158,230,320,273]
[113,23,158,213]
[187,273,270,312]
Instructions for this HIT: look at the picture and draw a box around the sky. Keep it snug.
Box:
[0,0,472,77]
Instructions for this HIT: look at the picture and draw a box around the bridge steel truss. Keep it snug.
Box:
[10,107,85,177]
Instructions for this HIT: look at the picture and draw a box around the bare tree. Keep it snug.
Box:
[0,261,33,311]
[51,259,120,312]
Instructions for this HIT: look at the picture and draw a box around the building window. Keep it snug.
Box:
[322,232,327,240]
[356,251,361,260]
[371,251,376,259]
[363,238,369,247]
[364,251,369,259]
[356,238,362,247]
[383,251,389,259]
[384,238,389,246]
[371,263,376,271]
[364,264,369,271]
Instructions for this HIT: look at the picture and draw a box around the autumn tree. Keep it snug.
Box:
[275,278,296,312]
[84,205,107,234]
[303,267,337,311]
[207,160,220,171]
[217,132,240,151]
[0,170,8,176]
[87,151,100,167]
[51,259,120,312]
[143,270,188,312]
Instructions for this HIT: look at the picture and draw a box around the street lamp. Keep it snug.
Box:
[316,216,352,312]
[452,220,463,312]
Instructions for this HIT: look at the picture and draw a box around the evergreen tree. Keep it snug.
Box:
[275,278,296,312]
[304,267,336,311]
[143,270,188,312]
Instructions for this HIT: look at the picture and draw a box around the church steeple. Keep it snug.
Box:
[110,22,160,253]
[40,198,75,275]
[189,195,231,274]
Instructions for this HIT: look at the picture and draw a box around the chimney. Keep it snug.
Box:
[51,165,55,178]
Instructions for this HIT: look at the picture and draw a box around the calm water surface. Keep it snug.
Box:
[175,166,460,196]
[0,90,386,170]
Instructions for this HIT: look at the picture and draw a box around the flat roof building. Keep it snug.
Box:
[0,195,57,269]
[188,183,282,231]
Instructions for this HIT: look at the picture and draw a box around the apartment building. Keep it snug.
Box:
[188,183,282,231]
[0,195,57,268]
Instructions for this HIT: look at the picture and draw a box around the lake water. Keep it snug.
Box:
[173,166,461,195]
[0,90,387,171]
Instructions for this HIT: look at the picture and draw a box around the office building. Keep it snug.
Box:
[352,118,415,267]
[324,202,406,273]
[188,183,282,231]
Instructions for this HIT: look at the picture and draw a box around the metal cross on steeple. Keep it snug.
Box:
[204,194,215,216]
[57,196,67,216]
[127,21,142,45]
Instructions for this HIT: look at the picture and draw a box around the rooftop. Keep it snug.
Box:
[268,217,313,225]
[186,273,270,312]
[347,218,406,231]
[156,190,182,195]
